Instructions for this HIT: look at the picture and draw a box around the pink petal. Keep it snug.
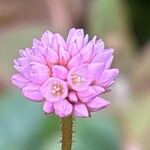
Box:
[98,68,119,87]
[101,48,114,66]
[67,29,84,50]
[11,74,30,88]
[73,103,89,118]
[91,52,103,63]
[92,47,113,64]
[94,39,104,54]
[90,40,104,63]
[22,61,51,84]
[25,48,34,56]
[41,30,53,47]
[67,54,82,69]
[54,99,73,117]
[51,34,59,51]
[77,86,105,102]
[83,34,89,46]
[40,77,68,103]
[86,97,110,112]
[66,28,76,45]
[43,101,54,114]
[30,55,47,65]
[19,50,27,57]
[17,57,30,66]
[67,29,86,56]
[105,55,114,69]
[68,91,78,103]
[58,46,70,65]
[14,65,24,72]
[31,43,47,64]
[32,39,41,49]
[22,83,44,102]
[70,42,79,57]
[80,41,94,63]
[14,59,20,65]
[92,36,97,43]
[23,61,50,84]
[46,47,59,66]
[88,63,105,81]
[54,33,65,48]
[73,29,84,50]
[33,42,46,55]
[52,65,68,80]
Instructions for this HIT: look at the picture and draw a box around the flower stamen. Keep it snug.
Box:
[71,73,85,85]
[51,82,64,96]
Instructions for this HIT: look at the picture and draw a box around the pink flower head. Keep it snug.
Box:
[11,28,119,118]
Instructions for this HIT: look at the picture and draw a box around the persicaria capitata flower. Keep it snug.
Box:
[11,28,119,118]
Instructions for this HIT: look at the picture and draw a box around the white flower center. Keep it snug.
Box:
[71,73,85,85]
[51,81,64,96]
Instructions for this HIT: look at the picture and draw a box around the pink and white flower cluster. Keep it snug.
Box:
[11,28,119,118]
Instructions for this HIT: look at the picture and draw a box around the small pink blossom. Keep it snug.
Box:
[11,28,119,118]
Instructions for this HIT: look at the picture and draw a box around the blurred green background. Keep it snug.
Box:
[0,0,150,150]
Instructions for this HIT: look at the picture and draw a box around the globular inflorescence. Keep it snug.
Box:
[11,28,119,118]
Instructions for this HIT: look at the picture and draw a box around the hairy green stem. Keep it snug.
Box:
[61,116,73,150]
